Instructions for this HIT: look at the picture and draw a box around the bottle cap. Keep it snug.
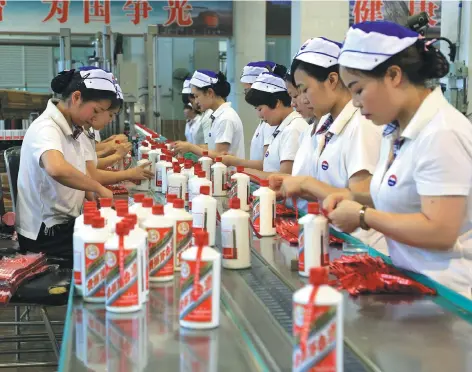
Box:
[152,205,164,215]
[194,230,209,247]
[215,157,222,162]
[115,140,120,144]
[178,157,185,164]
[202,151,209,156]
[116,206,129,217]
[173,199,184,209]
[115,199,128,206]
[142,153,149,159]
[160,155,166,161]
[260,179,269,187]
[198,171,206,178]
[173,165,181,173]
[236,166,244,173]
[83,205,97,212]
[99,198,112,208]
[116,222,128,236]
[309,267,329,286]
[194,163,202,172]
[166,156,173,162]
[142,141,148,147]
[92,217,105,229]
[307,202,320,215]
[146,136,152,141]
[84,211,100,225]
[142,198,153,208]
[84,201,97,210]
[184,162,192,169]
[151,145,157,150]
[229,197,240,209]
[134,194,145,203]
[152,133,158,139]
[200,185,210,195]
[126,213,138,226]
[166,194,177,203]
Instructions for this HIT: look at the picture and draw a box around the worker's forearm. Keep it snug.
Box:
[92,168,134,186]
[231,159,263,170]
[50,163,102,193]
[97,154,121,169]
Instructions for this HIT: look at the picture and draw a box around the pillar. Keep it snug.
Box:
[291,0,349,57]
[227,0,266,157]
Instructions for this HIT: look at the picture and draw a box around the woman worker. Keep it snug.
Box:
[15,68,117,262]
[271,37,385,250]
[173,70,245,159]
[322,21,472,294]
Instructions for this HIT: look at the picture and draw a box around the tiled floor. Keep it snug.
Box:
[0,305,66,372]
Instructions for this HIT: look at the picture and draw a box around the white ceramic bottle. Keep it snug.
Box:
[148,144,160,180]
[129,193,145,216]
[198,151,213,180]
[220,198,251,269]
[252,179,276,237]
[161,156,175,197]
[142,205,174,283]
[135,153,151,191]
[166,199,193,271]
[156,155,172,194]
[189,171,212,212]
[179,231,221,330]
[229,166,250,212]
[138,141,151,161]
[98,198,117,227]
[81,217,109,303]
[192,186,217,247]
[105,222,143,313]
[292,267,343,372]
[164,194,177,215]
[167,165,187,201]
[298,202,329,277]
[210,157,227,197]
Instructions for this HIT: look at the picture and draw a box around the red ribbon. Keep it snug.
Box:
[118,235,125,287]
[192,241,205,301]
[299,285,320,358]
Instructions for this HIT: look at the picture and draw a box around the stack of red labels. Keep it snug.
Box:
[0,253,50,303]
[329,255,436,296]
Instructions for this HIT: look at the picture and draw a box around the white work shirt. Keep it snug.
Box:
[370,87,472,295]
[16,100,87,240]
[263,111,308,172]
[292,124,318,177]
[250,121,276,161]
[184,120,194,143]
[190,114,204,145]
[94,129,101,142]
[207,102,245,159]
[79,130,98,166]
[201,109,213,144]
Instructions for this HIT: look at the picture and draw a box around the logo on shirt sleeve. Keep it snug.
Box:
[387,174,397,187]
[209,132,212,137]
[256,132,260,138]
[321,160,329,170]
[265,151,269,158]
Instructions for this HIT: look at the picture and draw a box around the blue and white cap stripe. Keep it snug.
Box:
[339,21,419,71]
[78,67,122,99]
[182,78,191,94]
[294,37,342,68]
[190,69,219,88]
[240,61,276,84]
[251,72,287,93]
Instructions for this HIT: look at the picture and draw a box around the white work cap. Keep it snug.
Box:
[251,72,287,93]
[294,37,343,68]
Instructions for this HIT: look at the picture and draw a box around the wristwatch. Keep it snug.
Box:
[359,205,370,231]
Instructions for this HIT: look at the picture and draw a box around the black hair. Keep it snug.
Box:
[183,104,192,110]
[346,39,449,86]
[245,64,291,109]
[51,69,122,110]
[196,71,231,99]
[182,93,190,105]
[291,59,340,85]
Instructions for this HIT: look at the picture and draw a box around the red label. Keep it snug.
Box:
[105,249,140,308]
[298,226,305,272]
[84,242,106,298]
[147,226,174,278]
[175,220,193,269]
[179,260,213,322]
[293,302,337,371]
[221,228,237,259]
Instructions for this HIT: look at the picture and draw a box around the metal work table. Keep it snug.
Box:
[58,194,472,371]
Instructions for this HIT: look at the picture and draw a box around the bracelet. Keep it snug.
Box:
[359,205,370,231]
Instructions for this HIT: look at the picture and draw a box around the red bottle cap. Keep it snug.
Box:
[160,155,166,161]
[229,197,240,209]
[142,153,149,159]
[126,214,138,226]
[146,136,152,141]
[134,194,145,203]
[92,217,105,229]
[173,165,181,173]
[194,163,202,171]
[215,157,222,162]
[84,211,100,225]
[116,206,129,217]
[194,230,209,247]
[202,151,209,156]
[307,202,320,215]
[142,141,148,147]
[166,156,173,163]
[184,162,192,169]
[151,145,157,150]
[142,198,153,208]
[198,171,206,178]
[236,166,244,173]
[260,179,269,187]
[152,205,164,215]
[178,157,185,164]
[152,133,158,139]
[167,194,177,203]
[116,222,128,236]
[99,198,112,208]
[173,199,184,209]
[309,267,329,286]
[84,201,97,209]
[200,185,210,195]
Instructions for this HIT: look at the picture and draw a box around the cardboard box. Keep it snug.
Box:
[0,90,51,120]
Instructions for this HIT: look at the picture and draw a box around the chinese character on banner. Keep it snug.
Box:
[84,0,111,24]
[409,0,439,26]
[163,0,193,27]
[0,0,6,22]
[353,0,384,24]
[123,0,153,25]
[42,0,70,23]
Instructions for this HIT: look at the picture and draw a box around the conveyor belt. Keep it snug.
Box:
[240,253,370,372]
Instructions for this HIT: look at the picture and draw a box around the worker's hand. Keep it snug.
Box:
[280,176,309,199]
[113,134,129,143]
[172,141,193,155]
[267,174,289,199]
[328,200,362,233]
[115,142,132,158]
[322,191,354,214]
[129,162,154,180]
[96,185,113,199]
[221,155,238,167]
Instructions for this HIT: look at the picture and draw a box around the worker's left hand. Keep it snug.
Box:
[129,162,154,180]
[172,141,192,155]
[280,176,308,199]
[328,200,363,233]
